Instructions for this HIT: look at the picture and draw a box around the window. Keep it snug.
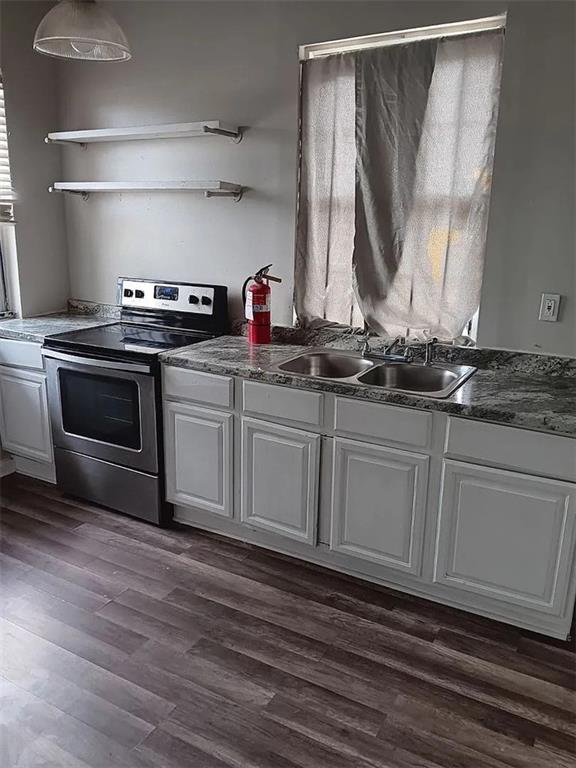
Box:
[0,69,15,316]
[294,16,505,341]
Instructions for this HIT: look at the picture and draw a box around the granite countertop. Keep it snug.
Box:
[0,313,117,343]
[3,311,573,437]
[161,336,576,438]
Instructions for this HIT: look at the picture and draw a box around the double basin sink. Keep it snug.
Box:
[272,350,476,399]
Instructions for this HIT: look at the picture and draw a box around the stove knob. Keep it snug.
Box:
[123,288,133,298]
[135,289,145,299]
[188,295,199,305]
[201,296,212,306]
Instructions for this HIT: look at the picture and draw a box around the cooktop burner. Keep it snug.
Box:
[45,323,213,357]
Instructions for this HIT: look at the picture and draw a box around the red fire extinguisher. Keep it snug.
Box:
[242,265,282,344]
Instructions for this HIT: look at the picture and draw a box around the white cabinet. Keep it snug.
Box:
[164,401,233,517]
[241,417,320,544]
[330,437,429,574]
[434,461,576,616]
[0,365,52,463]
[163,365,576,639]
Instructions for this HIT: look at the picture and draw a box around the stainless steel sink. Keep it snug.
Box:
[277,351,374,378]
[272,350,476,398]
[357,362,476,397]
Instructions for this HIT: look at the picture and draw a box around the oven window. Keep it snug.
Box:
[59,370,141,449]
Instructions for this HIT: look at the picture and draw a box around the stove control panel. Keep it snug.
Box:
[119,279,215,315]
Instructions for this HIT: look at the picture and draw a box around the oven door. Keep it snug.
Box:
[44,350,158,474]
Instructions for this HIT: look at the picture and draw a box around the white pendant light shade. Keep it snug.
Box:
[33,0,131,62]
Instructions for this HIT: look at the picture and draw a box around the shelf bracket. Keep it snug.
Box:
[45,137,87,149]
[202,125,243,144]
[48,186,89,201]
[204,188,243,202]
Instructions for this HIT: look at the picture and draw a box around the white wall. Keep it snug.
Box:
[477,1,575,355]
[43,1,576,353]
[0,1,70,316]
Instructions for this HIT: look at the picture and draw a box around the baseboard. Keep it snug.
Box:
[13,455,56,484]
[0,456,15,478]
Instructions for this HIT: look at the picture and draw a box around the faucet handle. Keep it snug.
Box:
[403,343,414,362]
[424,337,439,365]
[360,333,371,356]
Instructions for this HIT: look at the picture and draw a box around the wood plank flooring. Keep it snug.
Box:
[1,473,575,768]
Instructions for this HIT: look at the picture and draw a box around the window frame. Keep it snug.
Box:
[0,69,16,317]
[299,13,506,60]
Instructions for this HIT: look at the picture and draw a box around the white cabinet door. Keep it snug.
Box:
[330,437,429,575]
[241,417,320,544]
[434,461,576,615]
[0,366,52,463]
[164,401,233,517]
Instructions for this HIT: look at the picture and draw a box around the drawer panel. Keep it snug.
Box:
[242,380,323,427]
[445,417,576,482]
[334,397,431,448]
[0,339,44,370]
[163,366,233,409]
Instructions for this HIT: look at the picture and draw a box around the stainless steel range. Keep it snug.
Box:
[42,277,229,526]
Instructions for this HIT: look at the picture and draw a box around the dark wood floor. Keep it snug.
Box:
[1,475,575,768]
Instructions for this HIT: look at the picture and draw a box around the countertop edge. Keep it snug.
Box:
[160,353,576,440]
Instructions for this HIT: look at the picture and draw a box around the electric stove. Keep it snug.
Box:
[42,277,229,525]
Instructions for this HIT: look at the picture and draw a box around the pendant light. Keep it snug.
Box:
[33,0,131,62]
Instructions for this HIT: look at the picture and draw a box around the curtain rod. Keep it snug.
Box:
[299,13,507,61]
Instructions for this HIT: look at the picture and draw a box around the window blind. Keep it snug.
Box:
[0,71,15,223]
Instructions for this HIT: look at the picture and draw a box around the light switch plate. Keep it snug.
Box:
[538,293,561,322]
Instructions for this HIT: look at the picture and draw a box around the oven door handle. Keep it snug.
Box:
[42,349,152,375]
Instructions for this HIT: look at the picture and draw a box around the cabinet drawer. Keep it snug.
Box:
[242,380,323,427]
[0,339,44,370]
[163,366,233,409]
[334,397,431,449]
[445,417,576,482]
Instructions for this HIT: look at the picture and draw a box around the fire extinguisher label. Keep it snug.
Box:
[245,293,269,321]
[245,292,253,320]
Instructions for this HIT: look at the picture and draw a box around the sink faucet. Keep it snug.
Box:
[424,337,438,366]
[361,333,412,362]
[384,336,405,356]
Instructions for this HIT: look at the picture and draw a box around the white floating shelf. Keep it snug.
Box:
[45,120,242,145]
[48,180,244,201]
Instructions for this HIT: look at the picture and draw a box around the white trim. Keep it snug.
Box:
[0,222,21,316]
[299,14,506,60]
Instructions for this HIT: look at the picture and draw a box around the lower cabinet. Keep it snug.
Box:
[162,368,576,639]
[330,437,429,575]
[434,461,576,617]
[0,365,52,463]
[241,417,320,544]
[164,400,233,517]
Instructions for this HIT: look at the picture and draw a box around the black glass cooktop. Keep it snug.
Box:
[44,322,214,360]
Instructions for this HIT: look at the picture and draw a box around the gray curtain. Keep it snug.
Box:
[295,30,505,340]
[354,41,437,331]
[294,53,362,328]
